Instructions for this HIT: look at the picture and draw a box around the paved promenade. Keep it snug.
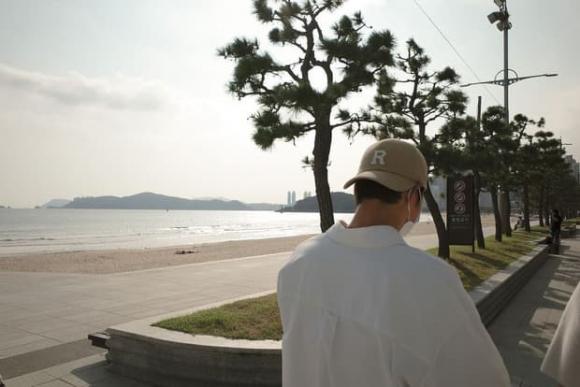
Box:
[0,229,469,364]
[489,236,580,387]
[0,227,505,385]
[0,252,285,360]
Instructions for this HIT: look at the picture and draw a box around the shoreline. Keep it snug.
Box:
[0,215,500,274]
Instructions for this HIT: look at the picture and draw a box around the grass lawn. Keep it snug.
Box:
[154,228,548,341]
[154,293,282,341]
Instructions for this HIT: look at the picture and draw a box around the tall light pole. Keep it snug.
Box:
[461,0,559,237]
[461,0,558,124]
[501,0,510,126]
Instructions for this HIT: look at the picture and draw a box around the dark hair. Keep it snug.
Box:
[552,209,559,215]
[354,179,403,205]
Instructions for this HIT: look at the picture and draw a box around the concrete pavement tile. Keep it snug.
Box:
[0,309,50,325]
[1,338,61,358]
[43,307,93,318]
[90,374,151,387]
[63,363,110,385]
[43,355,107,379]
[57,375,89,387]
[0,326,30,342]
[60,311,123,325]
[0,335,48,351]
[4,318,79,335]
[35,380,75,387]
[40,325,95,343]
[81,316,129,330]
[120,308,169,320]
[4,370,54,387]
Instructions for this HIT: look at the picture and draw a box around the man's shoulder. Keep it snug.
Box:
[391,244,459,280]
[284,233,457,281]
[289,233,328,256]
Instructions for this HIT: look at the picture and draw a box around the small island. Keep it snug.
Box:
[278,192,355,214]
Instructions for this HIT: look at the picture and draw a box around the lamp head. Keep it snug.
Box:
[488,11,503,24]
[496,20,512,31]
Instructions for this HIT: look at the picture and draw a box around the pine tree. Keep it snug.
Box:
[372,39,468,258]
[218,0,396,231]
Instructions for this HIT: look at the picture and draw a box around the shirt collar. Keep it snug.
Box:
[325,220,407,249]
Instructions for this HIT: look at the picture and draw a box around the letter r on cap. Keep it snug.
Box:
[371,150,386,165]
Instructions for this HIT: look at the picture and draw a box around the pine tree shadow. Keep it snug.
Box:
[448,256,483,290]
[463,251,509,269]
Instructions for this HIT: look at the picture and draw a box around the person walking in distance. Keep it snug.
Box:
[277,139,510,387]
[551,209,563,251]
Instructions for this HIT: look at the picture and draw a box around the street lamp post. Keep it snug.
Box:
[461,0,558,124]
[502,2,509,127]
[461,0,559,237]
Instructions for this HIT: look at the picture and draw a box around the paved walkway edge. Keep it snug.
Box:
[471,244,550,326]
[104,243,551,387]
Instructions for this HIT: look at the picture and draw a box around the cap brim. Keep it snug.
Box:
[343,170,419,192]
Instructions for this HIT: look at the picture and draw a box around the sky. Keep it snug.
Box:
[1,0,578,208]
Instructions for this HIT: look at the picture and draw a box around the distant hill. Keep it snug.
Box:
[64,192,253,211]
[41,199,71,208]
[247,203,284,211]
[281,192,356,213]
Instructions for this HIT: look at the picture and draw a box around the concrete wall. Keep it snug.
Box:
[107,331,281,387]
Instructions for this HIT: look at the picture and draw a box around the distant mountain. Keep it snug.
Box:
[64,192,247,210]
[247,203,284,211]
[194,196,231,201]
[63,192,280,211]
[41,199,71,208]
[280,192,356,213]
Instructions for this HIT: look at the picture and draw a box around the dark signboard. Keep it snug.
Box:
[447,175,475,246]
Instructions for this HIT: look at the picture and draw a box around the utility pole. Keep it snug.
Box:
[461,0,558,237]
[502,0,509,127]
[461,0,558,121]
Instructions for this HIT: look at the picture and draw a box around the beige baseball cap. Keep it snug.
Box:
[344,139,428,192]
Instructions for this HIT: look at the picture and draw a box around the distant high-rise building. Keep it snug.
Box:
[291,191,297,206]
[564,155,580,183]
[287,191,292,206]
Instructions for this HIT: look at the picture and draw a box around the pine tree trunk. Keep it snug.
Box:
[424,182,449,259]
[474,172,485,249]
[523,183,531,232]
[539,186,545,227]
[545,187,551,227]
[313,120,334,232]
[490,185,503,242]
[505,190,512,237]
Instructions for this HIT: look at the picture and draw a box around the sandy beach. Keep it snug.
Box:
[0,215,499,274]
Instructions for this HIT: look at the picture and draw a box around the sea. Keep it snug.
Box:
[0,209,433,257]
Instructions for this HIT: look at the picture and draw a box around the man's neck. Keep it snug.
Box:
[348,200,405,230]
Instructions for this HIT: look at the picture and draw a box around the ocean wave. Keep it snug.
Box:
[0,237,56,242]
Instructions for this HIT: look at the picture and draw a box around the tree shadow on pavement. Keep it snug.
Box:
[488,241,580,387]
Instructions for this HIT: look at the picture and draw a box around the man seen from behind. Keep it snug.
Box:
[277,139,510,387]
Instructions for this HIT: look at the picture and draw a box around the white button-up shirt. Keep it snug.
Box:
[277,221,510,387]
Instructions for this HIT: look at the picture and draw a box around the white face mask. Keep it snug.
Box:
[399,187,422,237]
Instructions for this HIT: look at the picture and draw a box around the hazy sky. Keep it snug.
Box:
[1,0,578,208]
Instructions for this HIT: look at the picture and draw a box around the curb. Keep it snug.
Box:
[105,244,551,387]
